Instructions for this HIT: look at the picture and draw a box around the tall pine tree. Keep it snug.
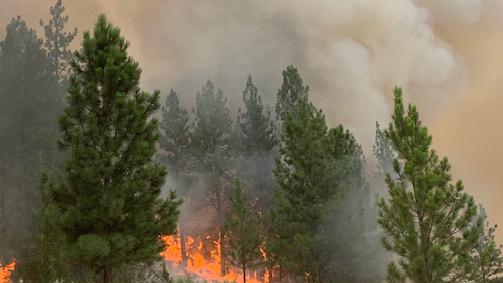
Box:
[41,15,180,282]
[273,67,325,281]
[39,0,77,85]
[159,89,190,177]
[323,127,388,282]
[275,65,309,122]
[192,80,233,163]
[0,15,59,263]
[271,66,387,282]
[191,79,233,275]
[378,87,483,283]
[236,75,276,213]
[469,206,503,282]
[239,75,275,154]
[373,121,394,175]
[16,1,79,279]
[272,67,361,282]
[224,180,263,283]
[158,89,191,267]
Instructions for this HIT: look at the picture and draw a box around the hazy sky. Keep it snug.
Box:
[1,0,503,243]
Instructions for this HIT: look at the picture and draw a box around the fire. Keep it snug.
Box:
[161,235,268,283]
[0,260,15,283]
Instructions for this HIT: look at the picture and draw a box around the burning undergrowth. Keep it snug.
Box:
[0,260,15,283]
[161,234,268,283]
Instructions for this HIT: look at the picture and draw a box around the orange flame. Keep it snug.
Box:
[0,260,15,283]
[161,235,268,283]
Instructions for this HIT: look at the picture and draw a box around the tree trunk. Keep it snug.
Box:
[174,168,188,268]
[0,177,4,262]
[214,180,226,276]
[103,266,112,283]
[219,228,225,276]
[180,227,188,267]
[242,263,247,283]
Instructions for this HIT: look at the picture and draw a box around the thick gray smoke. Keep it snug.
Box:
[0,0,465,148]
[89,0,467,152]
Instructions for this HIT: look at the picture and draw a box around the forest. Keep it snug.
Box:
[0,1,502,283]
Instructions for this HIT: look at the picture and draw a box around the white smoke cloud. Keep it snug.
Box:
[420,0,484,25]
[84,0,468,151]
[0,0,470,150]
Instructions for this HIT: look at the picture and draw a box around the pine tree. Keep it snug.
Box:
[272,67,329,282]
[0,15,59,263]
[273,70,361,281]
[236,75,276,215]
[191,79,233,275]
[469,206,503,282]
[373,121,394,175]
[41,15,180,282]
[192,80,233,163]
[15,2,78,278]
[21,174,73,282]
[275,65,309,122]
[239,75,275,154]
[224,180,263,283]
[378,87,483,283]
[40,0,77,84]
[323,131,388,282]
[272,65,309,277]
[159,89,190,176]
[159,89,191,267]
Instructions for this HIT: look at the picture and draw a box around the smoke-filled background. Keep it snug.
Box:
[1,0,502,245]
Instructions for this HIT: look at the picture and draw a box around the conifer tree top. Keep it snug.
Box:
[275,65,309,121]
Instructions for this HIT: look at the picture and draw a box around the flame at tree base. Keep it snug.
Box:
[0,260,15,283]
[161,235,268,283]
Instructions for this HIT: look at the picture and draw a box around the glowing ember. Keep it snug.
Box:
[0,260,15,283]
[161,235,268,283]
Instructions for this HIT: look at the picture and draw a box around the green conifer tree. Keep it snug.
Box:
[239,75,275,154]
[21,174,72,282]
[373,121,394,175]
[378,87,483,283]
[0,15,59,263]
[236,75,276,213]
[275,65,309,122]
[39,0,77,85]
[324,128,388,282]
[191,79,233,275]
[273,74,360,281]
[469,206,503,282]
[41,15,180,282]
[16,1,79,279]
[159,89,191,266]
[192,80,233,162]
[159,89,190,177]
[224,180,263,283]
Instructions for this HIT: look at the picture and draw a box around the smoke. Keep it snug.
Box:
[0,0,467,146]
[423,0,503,246]
[1,0,503,242]
[82,0,465,150]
